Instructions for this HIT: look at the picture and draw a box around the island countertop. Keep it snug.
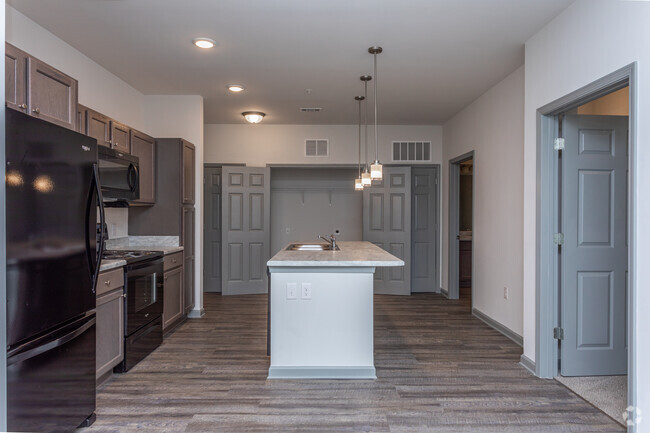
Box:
[267,241,404,267]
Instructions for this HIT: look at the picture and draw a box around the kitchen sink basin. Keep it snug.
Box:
[286,243,340,251]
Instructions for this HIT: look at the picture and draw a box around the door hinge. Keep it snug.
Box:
[553,233,564,245]
[554,327,564,340]
[554,137,565,150]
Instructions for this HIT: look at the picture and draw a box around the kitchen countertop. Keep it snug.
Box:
[267,241,404,267]
[108,245,184,255]
[99,259,127,272]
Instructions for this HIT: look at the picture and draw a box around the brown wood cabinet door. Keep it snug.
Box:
[96,288,125,379]
[76,104,87,134]
[110,120,130,153]
[5,43,28,113]
[27,57,78,130]
[459,240,472,288]
[182,206,195,314]
[163,267,183,330]
[182,140,195,205]
[86,108,111,147]
[130,130,156,205]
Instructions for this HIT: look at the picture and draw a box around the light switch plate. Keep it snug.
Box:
[286,283,298,300]
[301,283,312,300]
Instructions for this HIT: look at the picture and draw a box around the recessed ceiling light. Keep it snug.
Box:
[242,111,265,124]
[192,38,217,49]
[228,85,245,93]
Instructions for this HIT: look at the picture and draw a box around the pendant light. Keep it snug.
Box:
[360,75,372,186]
[369,46,383,180]
[354,95,365,191]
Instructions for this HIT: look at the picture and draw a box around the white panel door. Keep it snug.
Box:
[363,167,411,295]
[222,166,271,295]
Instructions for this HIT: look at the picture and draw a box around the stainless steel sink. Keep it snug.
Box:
[286,243,340,251]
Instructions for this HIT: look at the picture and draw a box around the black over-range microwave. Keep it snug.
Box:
[97,146,140,203]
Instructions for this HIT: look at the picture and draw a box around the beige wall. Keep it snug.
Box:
[442,65,525,337]
[577,86,629,116]
[204,124,443,167]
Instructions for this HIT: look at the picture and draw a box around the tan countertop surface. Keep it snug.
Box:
[267,241,404,267]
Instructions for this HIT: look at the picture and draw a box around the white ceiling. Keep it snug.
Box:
[8,0,574,125]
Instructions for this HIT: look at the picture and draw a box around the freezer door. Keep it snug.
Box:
[7,314,96,432]
[5,109,98,347]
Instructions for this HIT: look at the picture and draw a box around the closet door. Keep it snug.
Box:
[222,167,271,295]
[363,167,411,295]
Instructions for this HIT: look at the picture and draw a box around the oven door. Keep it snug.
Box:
[97,147,140,202]
[125,258,163,336]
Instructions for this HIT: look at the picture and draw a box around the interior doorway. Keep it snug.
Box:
[447,151,474,301]
[535,65,636,428]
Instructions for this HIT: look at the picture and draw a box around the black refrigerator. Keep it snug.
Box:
[5,109,104,432]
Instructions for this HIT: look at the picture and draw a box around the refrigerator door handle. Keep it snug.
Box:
[86,163,106,293]
[7,316,96,366]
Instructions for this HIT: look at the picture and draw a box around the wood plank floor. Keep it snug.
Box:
[79,293,623,432]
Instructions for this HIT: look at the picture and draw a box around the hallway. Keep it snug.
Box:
[82,293,623,432]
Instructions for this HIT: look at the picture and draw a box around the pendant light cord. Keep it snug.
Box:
[373,51,378,161]
[364,80,369,170]
[358,99,362,177]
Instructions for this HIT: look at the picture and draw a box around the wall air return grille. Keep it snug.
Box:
[300,107,322,113]
[305,139,329,157]
[392,141,431,161]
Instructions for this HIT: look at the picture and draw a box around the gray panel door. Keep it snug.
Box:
[411,167,439,292]
[203,167,222,293]
[222,166,271,295]
[363,167,411,295]
[561,115,628,376]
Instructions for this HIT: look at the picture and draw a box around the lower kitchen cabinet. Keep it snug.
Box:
[163,266,184,331]
[459,240,472,288]
[96,285,125,380]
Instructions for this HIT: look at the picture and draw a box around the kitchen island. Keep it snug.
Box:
[266,241,403,379]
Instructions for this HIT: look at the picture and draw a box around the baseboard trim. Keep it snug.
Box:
[187,308,205,319]
[472,307,523,347]
[520,354,536,375]
[268,366,376,380]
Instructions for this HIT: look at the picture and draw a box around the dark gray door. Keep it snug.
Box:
[204,167,222,293]
[411,167,439,292]
[561,115,628,376]
[363,167,411,295]
[222,166,270,295]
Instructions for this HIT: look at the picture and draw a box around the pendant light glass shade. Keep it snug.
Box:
[369,46,383,180]
[361,171,372,186]
[355,177,364,190]
[371,160,383,180]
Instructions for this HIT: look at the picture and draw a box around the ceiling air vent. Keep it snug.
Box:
[305,139,328,157]
[393,141,431,161]
[300,107,322,113]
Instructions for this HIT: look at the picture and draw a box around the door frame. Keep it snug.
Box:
[534,64,637,420]
[447,151,475,300]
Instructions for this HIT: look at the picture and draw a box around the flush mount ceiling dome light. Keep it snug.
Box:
[192,37,217,49]
[227,84,245,92]
[242,111,265,124]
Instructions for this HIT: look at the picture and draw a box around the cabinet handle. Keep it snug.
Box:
[19,103,27,110]
[104,280,111,286]
[164,276,169,281]
[172,259,177,263]
[32,107,40,114]
[122,293,127,299]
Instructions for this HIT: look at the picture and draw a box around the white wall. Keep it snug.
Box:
[204,124,443,167]
[524,0,650,421]
[442,66,525,337]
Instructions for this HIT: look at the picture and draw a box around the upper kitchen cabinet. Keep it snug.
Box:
[130,129,156,205]
[5,43,78,131]
[86,108,111,147]
[110,120,131,154]
[5,43,27,113]
[182,140,195,205]
[27,57,78,131]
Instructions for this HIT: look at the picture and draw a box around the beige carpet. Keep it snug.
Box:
[555,375,627,425]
